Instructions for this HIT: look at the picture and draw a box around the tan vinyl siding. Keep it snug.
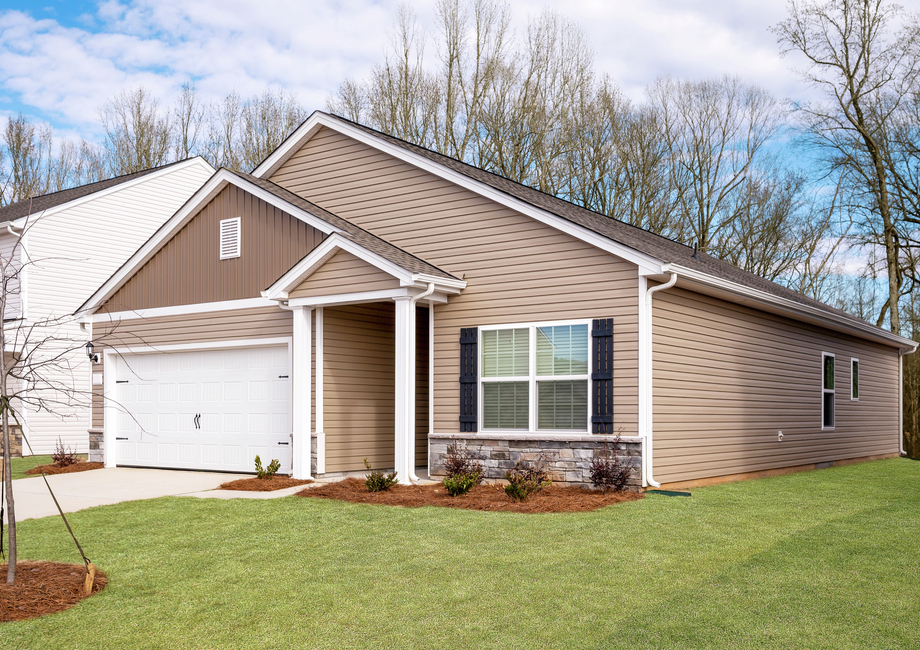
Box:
[271,126,640,436]
[652,287,900,484]
[289,249,401,299]
[91,307,292,428]
[322,303,395,472]
[102,184,326,312]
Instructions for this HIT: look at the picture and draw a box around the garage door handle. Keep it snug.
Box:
[116,437,128,441]
[277,441,289,446]
[194,413,201,429]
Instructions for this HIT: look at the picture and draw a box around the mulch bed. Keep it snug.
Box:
[297,477,643,513]
[24,462,104,476]
[0,562,107,622]
[218,476,314,491]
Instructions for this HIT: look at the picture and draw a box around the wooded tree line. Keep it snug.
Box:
[0,1,918,448]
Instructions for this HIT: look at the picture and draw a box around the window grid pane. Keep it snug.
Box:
[536,325,589,376]
[537,380,588,430]
[483,382,529,429]
[852,361,859,399]
[482,328,530,377]
[824,355,835,390]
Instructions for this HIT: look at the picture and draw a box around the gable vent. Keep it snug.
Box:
[219,218,241,260]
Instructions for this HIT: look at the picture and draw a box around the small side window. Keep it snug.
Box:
[851,358,859,401]
[219,218,241,260]
[822,352,835,430]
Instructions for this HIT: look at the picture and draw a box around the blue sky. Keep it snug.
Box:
[0,0,836,142]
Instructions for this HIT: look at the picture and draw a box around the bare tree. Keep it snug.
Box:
[173,83,205,161]
[99,88,173,175]
[774,0,920,333]
[2,114,53,205]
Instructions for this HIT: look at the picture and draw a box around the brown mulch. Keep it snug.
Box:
[0,562,107,622]
[24,462,104,476]
[297,477,643,513]
[218,476,314,491]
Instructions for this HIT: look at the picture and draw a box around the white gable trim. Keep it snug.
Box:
[253,113,666,275]
[263,233,466,301]
[79,169,344,315]
[8,157,215,228]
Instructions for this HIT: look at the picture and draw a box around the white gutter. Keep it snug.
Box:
[644,272,678,489]
[407,283,435,483]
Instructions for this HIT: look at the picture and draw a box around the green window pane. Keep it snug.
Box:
[536,324,588,376]
[483,382,529,429]
[824,355,835,390]
[482,328,529,377]
[537,380,588,430]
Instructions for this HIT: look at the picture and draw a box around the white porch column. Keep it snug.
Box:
[315,306,325,474]
[292,305,313,479]
[393,295,414,484]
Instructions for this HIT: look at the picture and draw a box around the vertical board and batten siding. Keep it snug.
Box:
[101,183,326,312]
[320,302,428,473]
[23,161,213,454]
[288,249,400,299]
[269,126,640,437]
[91,307,293,429]
[652,287,900,484]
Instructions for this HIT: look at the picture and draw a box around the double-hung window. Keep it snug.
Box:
[481,321,590,432]
[822,352,835,430]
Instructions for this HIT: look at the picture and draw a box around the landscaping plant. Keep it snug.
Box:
[441,442,483,496]
[254,455,281,479]
[504,453,553,501]
[364,458,398,492]
[51,437,79,468]
[588,436,634,492]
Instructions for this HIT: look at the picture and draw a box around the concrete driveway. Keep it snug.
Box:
[6,467,251,521]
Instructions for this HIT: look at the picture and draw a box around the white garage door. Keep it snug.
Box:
[113,345,292,473]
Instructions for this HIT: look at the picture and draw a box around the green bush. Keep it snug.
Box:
[364,458,398,492]
[443,471,481,496]
[504,453,553,501]
[255,455,281,479]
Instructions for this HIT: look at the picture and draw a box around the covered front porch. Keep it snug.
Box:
[263,234,466,482]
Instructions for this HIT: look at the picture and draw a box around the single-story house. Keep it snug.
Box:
[76,112,917,489]
[0,157,215,455]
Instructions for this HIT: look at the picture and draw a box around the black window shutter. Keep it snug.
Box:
[459,327,478,432]
[591,319,614,434]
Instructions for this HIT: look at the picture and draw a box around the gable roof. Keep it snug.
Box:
[0,158,211,225]
[78,168,460,315]
[254,111,917,352]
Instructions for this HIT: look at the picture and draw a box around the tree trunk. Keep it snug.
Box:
[3,404,15,584]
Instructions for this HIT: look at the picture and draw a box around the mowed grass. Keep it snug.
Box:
[1,458,919,649]
[5,455,89,480]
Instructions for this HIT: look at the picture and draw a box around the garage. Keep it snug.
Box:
[112,345,293,473]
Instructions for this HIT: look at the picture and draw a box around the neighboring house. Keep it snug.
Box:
[0,157,216,455]
[76,112,917,489]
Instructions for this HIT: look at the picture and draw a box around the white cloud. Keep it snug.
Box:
[1,0,917,140]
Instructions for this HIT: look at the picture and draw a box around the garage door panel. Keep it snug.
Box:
[114,346,292,473]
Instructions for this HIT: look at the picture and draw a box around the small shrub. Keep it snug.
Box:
[441,442,483,496]
[254,455,281,479]
[504,453,553,501]
[443,471,480,496]
[588,436,634,493]
[364,458,398,492]
[51,437,79,468]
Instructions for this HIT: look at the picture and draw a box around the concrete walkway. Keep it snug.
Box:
[7,467,309,522]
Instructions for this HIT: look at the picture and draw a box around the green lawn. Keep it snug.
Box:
[4,455,88,481]
[1,459,919,649]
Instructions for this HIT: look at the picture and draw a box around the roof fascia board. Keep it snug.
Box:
[253,114,664,274]
[265,233,423,300]
[286,287,450,308]
[79,169,343,314]
[667,263,918,352]
[10,157,216,229]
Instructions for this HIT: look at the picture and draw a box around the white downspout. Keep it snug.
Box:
[407,283,435,483]
[644,272,678,488]
[899,349,905,456]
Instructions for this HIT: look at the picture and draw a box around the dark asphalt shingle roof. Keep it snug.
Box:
[319,112,873,329]
[0,158,203,225]
[236,172,459,282]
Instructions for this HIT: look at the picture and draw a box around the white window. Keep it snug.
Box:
[480,321,590,432]
[219,217,241,260]
[851,358,859,401]
[822,352,835,430]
